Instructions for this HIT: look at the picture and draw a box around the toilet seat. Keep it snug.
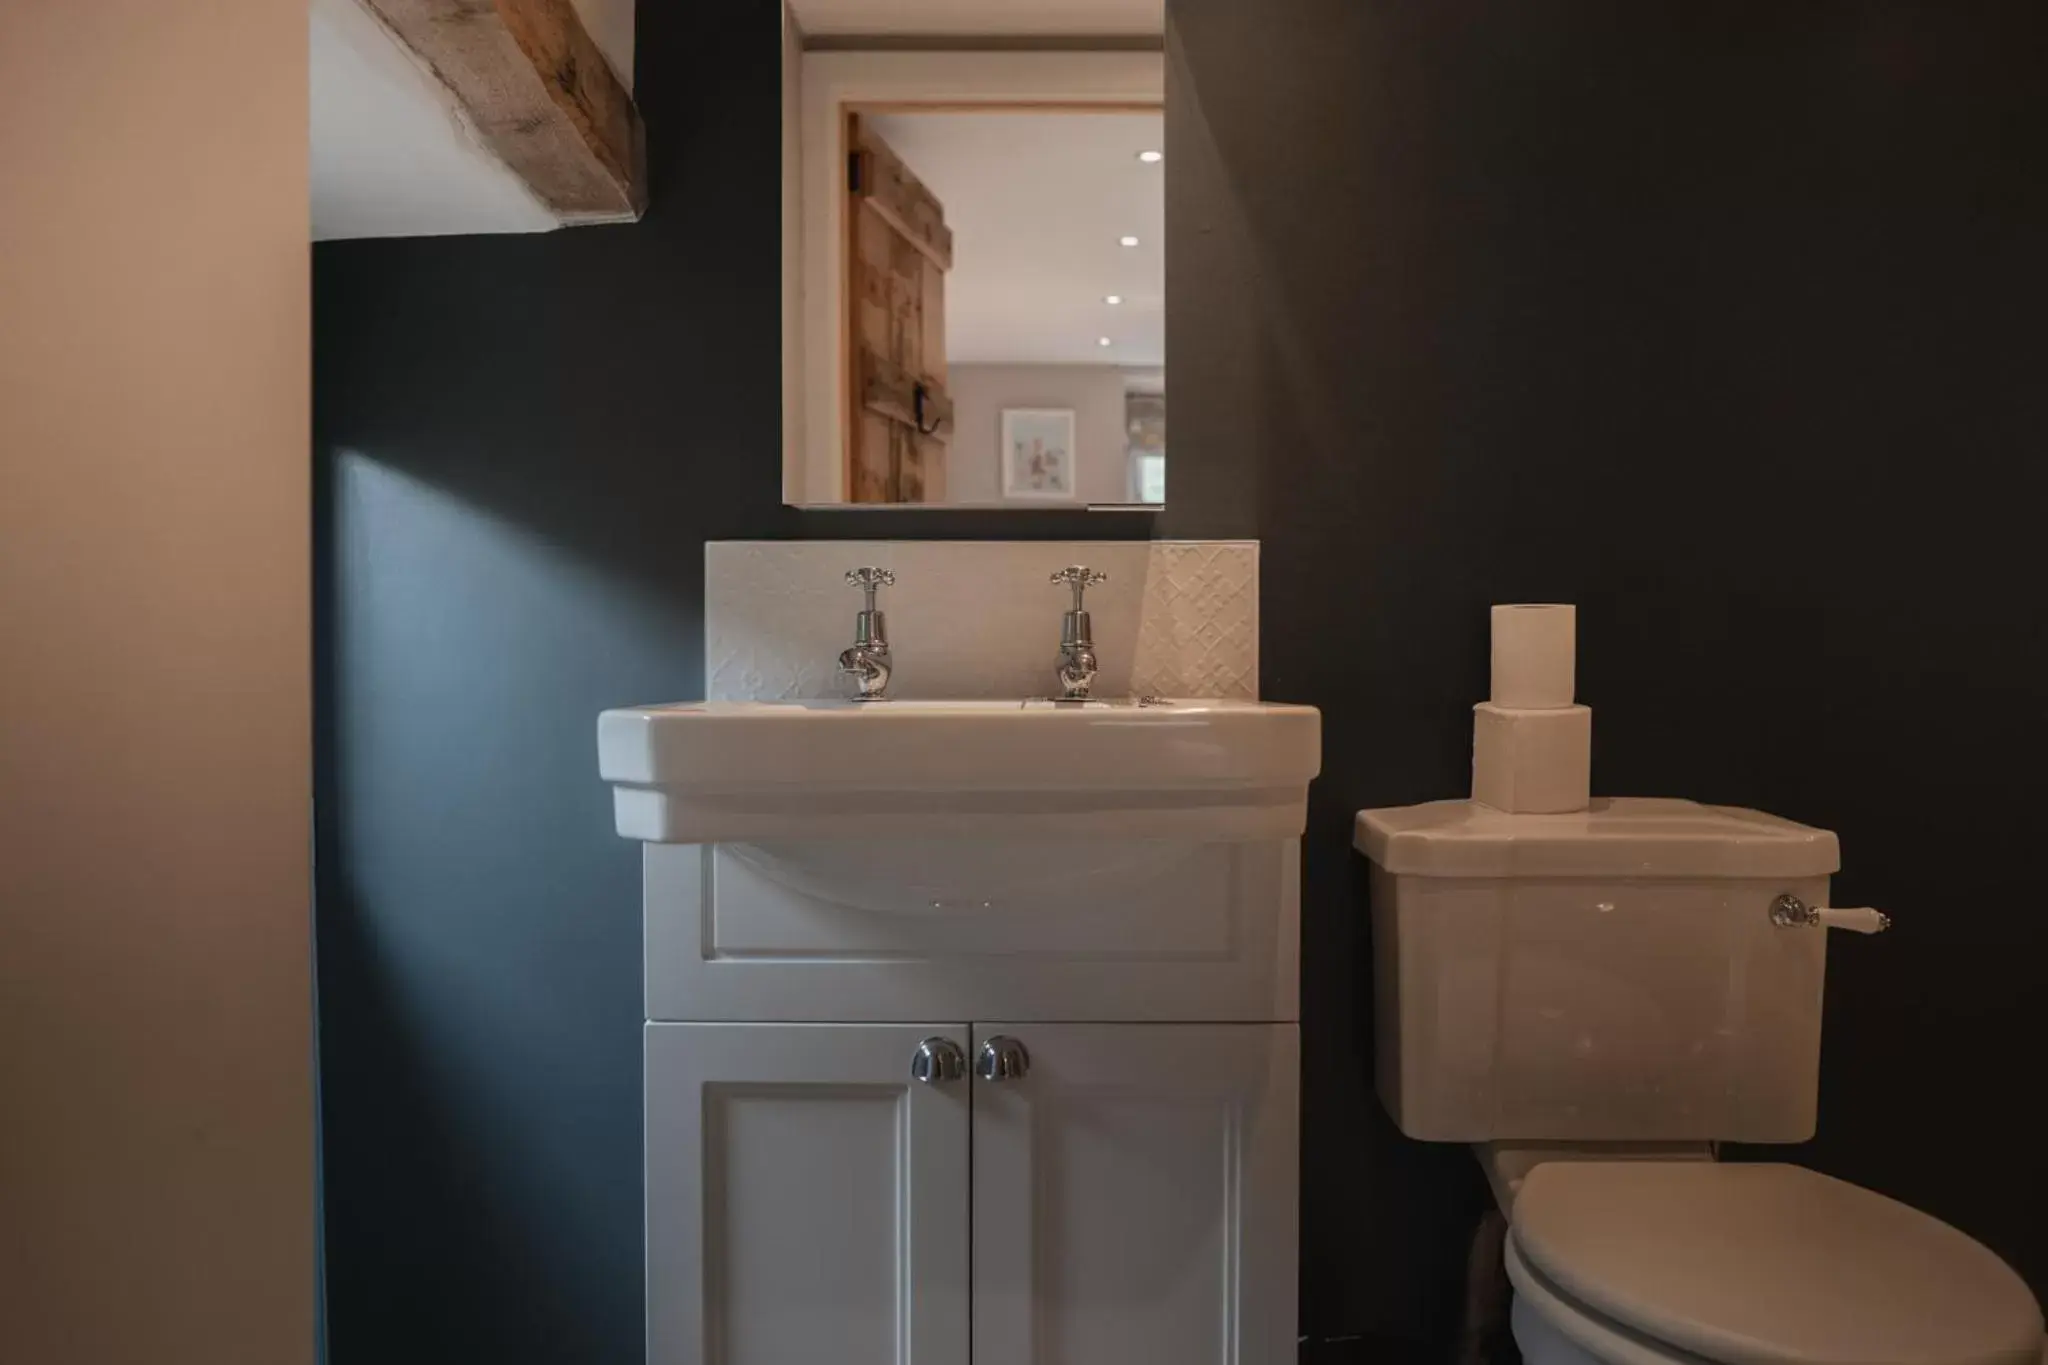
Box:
[1506,1162,2043,1365]
[1507,1237,1717,1365]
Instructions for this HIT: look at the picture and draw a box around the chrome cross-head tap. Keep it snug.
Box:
[1050,565,1108,700]
[838,567,896,701]
[846,566,896,598]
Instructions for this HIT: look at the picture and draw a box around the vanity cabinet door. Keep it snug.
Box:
[646,1023,970,1365]
[971,1024,1299,1365]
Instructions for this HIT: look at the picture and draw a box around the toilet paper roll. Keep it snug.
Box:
[1491,604,1577,708]
[1472,702,1592,813]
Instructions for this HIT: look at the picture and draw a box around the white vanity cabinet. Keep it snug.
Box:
[646,1019,1298,1365]
[639,833,1303,1365]
[602,698,1319,1365]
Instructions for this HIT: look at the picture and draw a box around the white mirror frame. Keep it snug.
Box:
[781,48,1168,507]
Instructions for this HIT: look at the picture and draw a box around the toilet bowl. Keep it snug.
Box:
[1496,1160,2043,1365]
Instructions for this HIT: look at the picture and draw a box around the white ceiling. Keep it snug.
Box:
[789,0,1163,38]
[868,111,1165,368]
[309,0,635,241]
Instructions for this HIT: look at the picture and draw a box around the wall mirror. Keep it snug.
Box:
[780,2,1167,508]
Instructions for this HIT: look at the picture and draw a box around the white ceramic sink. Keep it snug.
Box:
[598,698,1322,842]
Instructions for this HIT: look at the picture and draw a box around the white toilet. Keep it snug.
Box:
[1356,796,2045,1365]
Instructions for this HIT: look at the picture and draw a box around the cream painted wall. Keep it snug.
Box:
[0,3,313,1362]
[948,364,1136,504]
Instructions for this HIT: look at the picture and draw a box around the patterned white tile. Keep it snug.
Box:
[706,541,1258,702]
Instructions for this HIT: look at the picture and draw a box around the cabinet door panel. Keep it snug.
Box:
[646,1023,969,1365]
[972,1024,1299,1365]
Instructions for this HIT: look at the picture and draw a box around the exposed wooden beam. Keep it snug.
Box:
[359,0,645,220]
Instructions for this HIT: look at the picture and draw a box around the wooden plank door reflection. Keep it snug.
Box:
[846,113,953,503]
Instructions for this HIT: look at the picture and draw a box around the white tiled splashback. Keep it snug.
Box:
[706,541,1258,702]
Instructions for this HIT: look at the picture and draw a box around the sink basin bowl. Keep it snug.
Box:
[598,698,1322,842]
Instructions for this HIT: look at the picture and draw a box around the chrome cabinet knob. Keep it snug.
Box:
[975,1035,1031,1083]
[911,1037,966,1085]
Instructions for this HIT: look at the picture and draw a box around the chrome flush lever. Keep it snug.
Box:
[1770,894,1891,935]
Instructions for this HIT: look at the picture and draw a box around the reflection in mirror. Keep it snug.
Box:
[779,7,1166,509]
[855,110,1164,506]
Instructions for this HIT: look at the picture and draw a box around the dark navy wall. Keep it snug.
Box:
[311,6,1228,1362]
[317,2,2047,1362]
[1168,0,2048,1353]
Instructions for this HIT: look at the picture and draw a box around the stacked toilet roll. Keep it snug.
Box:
[1473,604,1591,813]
